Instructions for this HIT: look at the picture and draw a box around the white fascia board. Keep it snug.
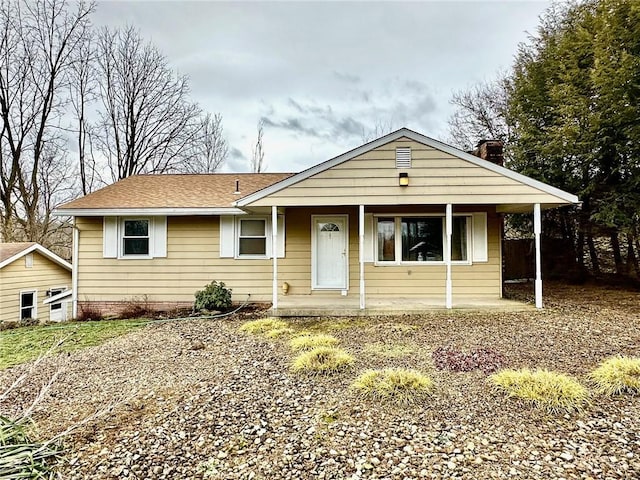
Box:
[236,127,579,207]
[53,207,248,217]
[43,289,73,304]
[0,244,72,271]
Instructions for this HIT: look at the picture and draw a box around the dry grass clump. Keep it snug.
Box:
[290,334,339,351]
[590,356,640,395]
[264,327,296,339]
[351,368,434,404]
[239,318,289,335]
[490,368,589,413]
[291,347,353,375]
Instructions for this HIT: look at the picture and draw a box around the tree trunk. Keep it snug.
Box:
[577,227,585,273]
[586,229,600,275]
[627,233,639,278]
[610,231,624,276]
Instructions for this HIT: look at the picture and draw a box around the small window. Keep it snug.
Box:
[25,253,33,268]
[396,147,411,168]
[377,217,395,262]
[238,218,267,256]
[122,219,150,256]
[20,291,36,320]
[49,288,66,311]
[452,217,468,261]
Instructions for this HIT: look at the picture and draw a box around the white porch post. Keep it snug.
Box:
[272,206,278,310]
[445,203,453,309]
[534,203,543,309]
[359,204,365,310]
[72,219,79,318]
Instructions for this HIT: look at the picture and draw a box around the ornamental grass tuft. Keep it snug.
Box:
[351,368,434,405]
[289,334,339,351]
[489,368,588,413]
[264,327,296,339]
[239,318,289,335]
[0,415,62,479]
[590,355,640,395]
[291,346,353,374]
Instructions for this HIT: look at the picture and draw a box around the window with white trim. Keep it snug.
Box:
[20,291,36,320]
[121,219,150,256]
[49,287,66,312]
[237,217,267,257]
[375,215,470,264]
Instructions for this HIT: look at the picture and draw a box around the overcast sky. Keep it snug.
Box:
[93,1,550,173]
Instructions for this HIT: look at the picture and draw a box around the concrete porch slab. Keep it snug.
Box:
[270,296,533,317]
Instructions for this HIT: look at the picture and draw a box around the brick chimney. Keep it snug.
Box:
[473,139,504,166]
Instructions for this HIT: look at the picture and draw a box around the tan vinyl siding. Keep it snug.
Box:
[76,216,274,303]
[0,252,71,323]
[248,138,567,207]
[76,205,502,308]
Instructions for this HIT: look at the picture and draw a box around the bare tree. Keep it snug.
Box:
[251,119,265,173]
[447,75,511,152]
[95,26,202,181]
[68,26,100,195]
[360,118,396,143]
[0,0,94,242]
[181,113,228,173]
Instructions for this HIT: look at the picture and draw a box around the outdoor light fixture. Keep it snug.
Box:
[399,172,409,187]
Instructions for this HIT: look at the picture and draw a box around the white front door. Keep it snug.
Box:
[313,216,348,289]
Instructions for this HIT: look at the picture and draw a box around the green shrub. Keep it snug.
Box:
[590,356,640,395]
[194,281,232,311]
[291,347,353,374]
[351,368,434,404]
[290,333,338,351]
[239,318,289,335]
[490,368,588,413]
[0,415,62,479]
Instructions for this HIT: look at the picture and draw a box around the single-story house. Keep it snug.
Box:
[55,128,578,316]
[0,242,72,323]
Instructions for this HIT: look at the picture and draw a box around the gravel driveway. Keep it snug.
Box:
[1,282,639,479]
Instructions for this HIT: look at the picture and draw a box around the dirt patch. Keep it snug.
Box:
[1,281,639,479]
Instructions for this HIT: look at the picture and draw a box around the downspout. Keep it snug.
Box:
[72,218,79,318]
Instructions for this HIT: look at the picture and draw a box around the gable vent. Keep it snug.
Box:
[396,147,411,168]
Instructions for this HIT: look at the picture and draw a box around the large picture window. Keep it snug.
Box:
[238,218,267,256]
[122,219,150,256]
[376,215,470,264]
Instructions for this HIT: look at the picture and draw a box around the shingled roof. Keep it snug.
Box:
[0,242,71,270]
[57,173,293,211]
[0,242,37,264]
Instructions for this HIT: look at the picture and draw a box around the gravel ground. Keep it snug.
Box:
[1,281,639,479]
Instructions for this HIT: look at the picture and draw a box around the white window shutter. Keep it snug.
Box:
[152,216,167,258]
[103,217,118,258]
[277,214,285,258]
[219,216,235,258]
[363,213,374,262]
[472,212,488,262]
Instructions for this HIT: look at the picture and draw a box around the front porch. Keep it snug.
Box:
[271,295,533,317]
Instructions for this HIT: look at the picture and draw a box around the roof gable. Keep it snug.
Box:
[236,128,579,207]
[0,243,71,271]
